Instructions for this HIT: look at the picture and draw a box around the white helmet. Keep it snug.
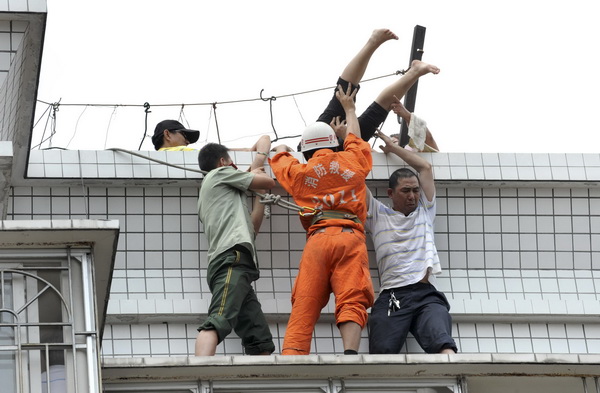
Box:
[300,122,339,152]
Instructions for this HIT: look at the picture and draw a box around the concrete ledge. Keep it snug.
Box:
[101,353,600,382]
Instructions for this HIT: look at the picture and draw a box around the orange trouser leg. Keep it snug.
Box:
[330,230,374,328]
[282,234,332,355]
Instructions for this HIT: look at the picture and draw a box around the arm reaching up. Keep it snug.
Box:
[250,193,266,237]
[335,83,360,139]
[391,96,439,152]
[249,135,272,171]
[377,130,435,202]
[248,166,272,236]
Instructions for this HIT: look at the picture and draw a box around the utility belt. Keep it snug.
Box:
[310,209,362,227]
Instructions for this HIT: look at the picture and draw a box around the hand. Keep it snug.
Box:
[329,116,347,138]
[376,130,396,154]
[251,166,266,175]
[390,95,410,119]
[273,144,292,153]
[335,83,357,113]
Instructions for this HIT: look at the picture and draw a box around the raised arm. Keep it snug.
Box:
[250,192,266,236]
[391,96,439,151]
[377,130,435,201]
[334,83,360,139]
[248,166,274,236]
[249,135,272,171]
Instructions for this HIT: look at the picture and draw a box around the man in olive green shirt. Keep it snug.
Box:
[195,141,275,356]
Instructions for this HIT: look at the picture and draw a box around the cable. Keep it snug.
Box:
[66,104,89,149]
[30,104,54,150]
[260,89,279,141]
[32,102,52,129]
[108,147,319,217]
[292,94,307,127]
[36,71,403,109]
[36,70,406,150]
[178,104,190,128]
[103,106,118,150]
[203,105,213,145]
[212,103,221,144]
[138,102,151,150]
[34,102,60,149]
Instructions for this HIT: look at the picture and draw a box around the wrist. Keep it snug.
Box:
[257,151,269,156]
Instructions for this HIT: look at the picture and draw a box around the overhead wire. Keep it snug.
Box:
[103,105,119,150]
[30,103,53,150]
[292,95,307,127]
[108,147,320,219]
[203,105,213,145]
[178,104,190,129]
[48,103,59,147]
[32,102,52,129]
[32,101,60,149]
[35,69,407,149]
[212,103,221,144]
[260,89,281,141]
[138,102,151,150]
[35,70,403,110]
[66,104,89,149]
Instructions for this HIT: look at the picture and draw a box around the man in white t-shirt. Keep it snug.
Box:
[366,130,457,354]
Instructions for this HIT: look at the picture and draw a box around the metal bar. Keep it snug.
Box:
[81,253,99,393]
[16,310,23,393]
[67,247,79,393]
[0,322,72,327]
[20,343,73,349]
[1,271,4,310]
[398,25,426,147]
[9,266,69,271]
[2,269,72,319]
[45,343,52,393]
[14,285,51,315]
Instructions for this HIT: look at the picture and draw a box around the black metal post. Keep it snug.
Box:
[398,25,426,147]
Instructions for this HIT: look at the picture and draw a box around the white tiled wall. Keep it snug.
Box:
[0,19,29,142]
[8,152,600,356]
[0,0,46,13]
[25,150,600,182]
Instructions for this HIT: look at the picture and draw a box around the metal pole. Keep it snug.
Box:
[398,25,426,147]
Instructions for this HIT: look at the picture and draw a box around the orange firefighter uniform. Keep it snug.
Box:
[270,133,375,355]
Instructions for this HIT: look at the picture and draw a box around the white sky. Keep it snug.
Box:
[33,0,600,153]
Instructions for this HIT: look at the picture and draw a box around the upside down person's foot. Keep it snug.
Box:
[369,28,399,47]
[409,59,440,77]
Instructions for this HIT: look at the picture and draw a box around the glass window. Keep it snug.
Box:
[0,248,99,393]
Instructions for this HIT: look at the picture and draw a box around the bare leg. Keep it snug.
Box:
[375,60,440,111]
[195,330,218,356]
[440,348,456,354]
[339,321,362,352]
[340,29,398,86]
